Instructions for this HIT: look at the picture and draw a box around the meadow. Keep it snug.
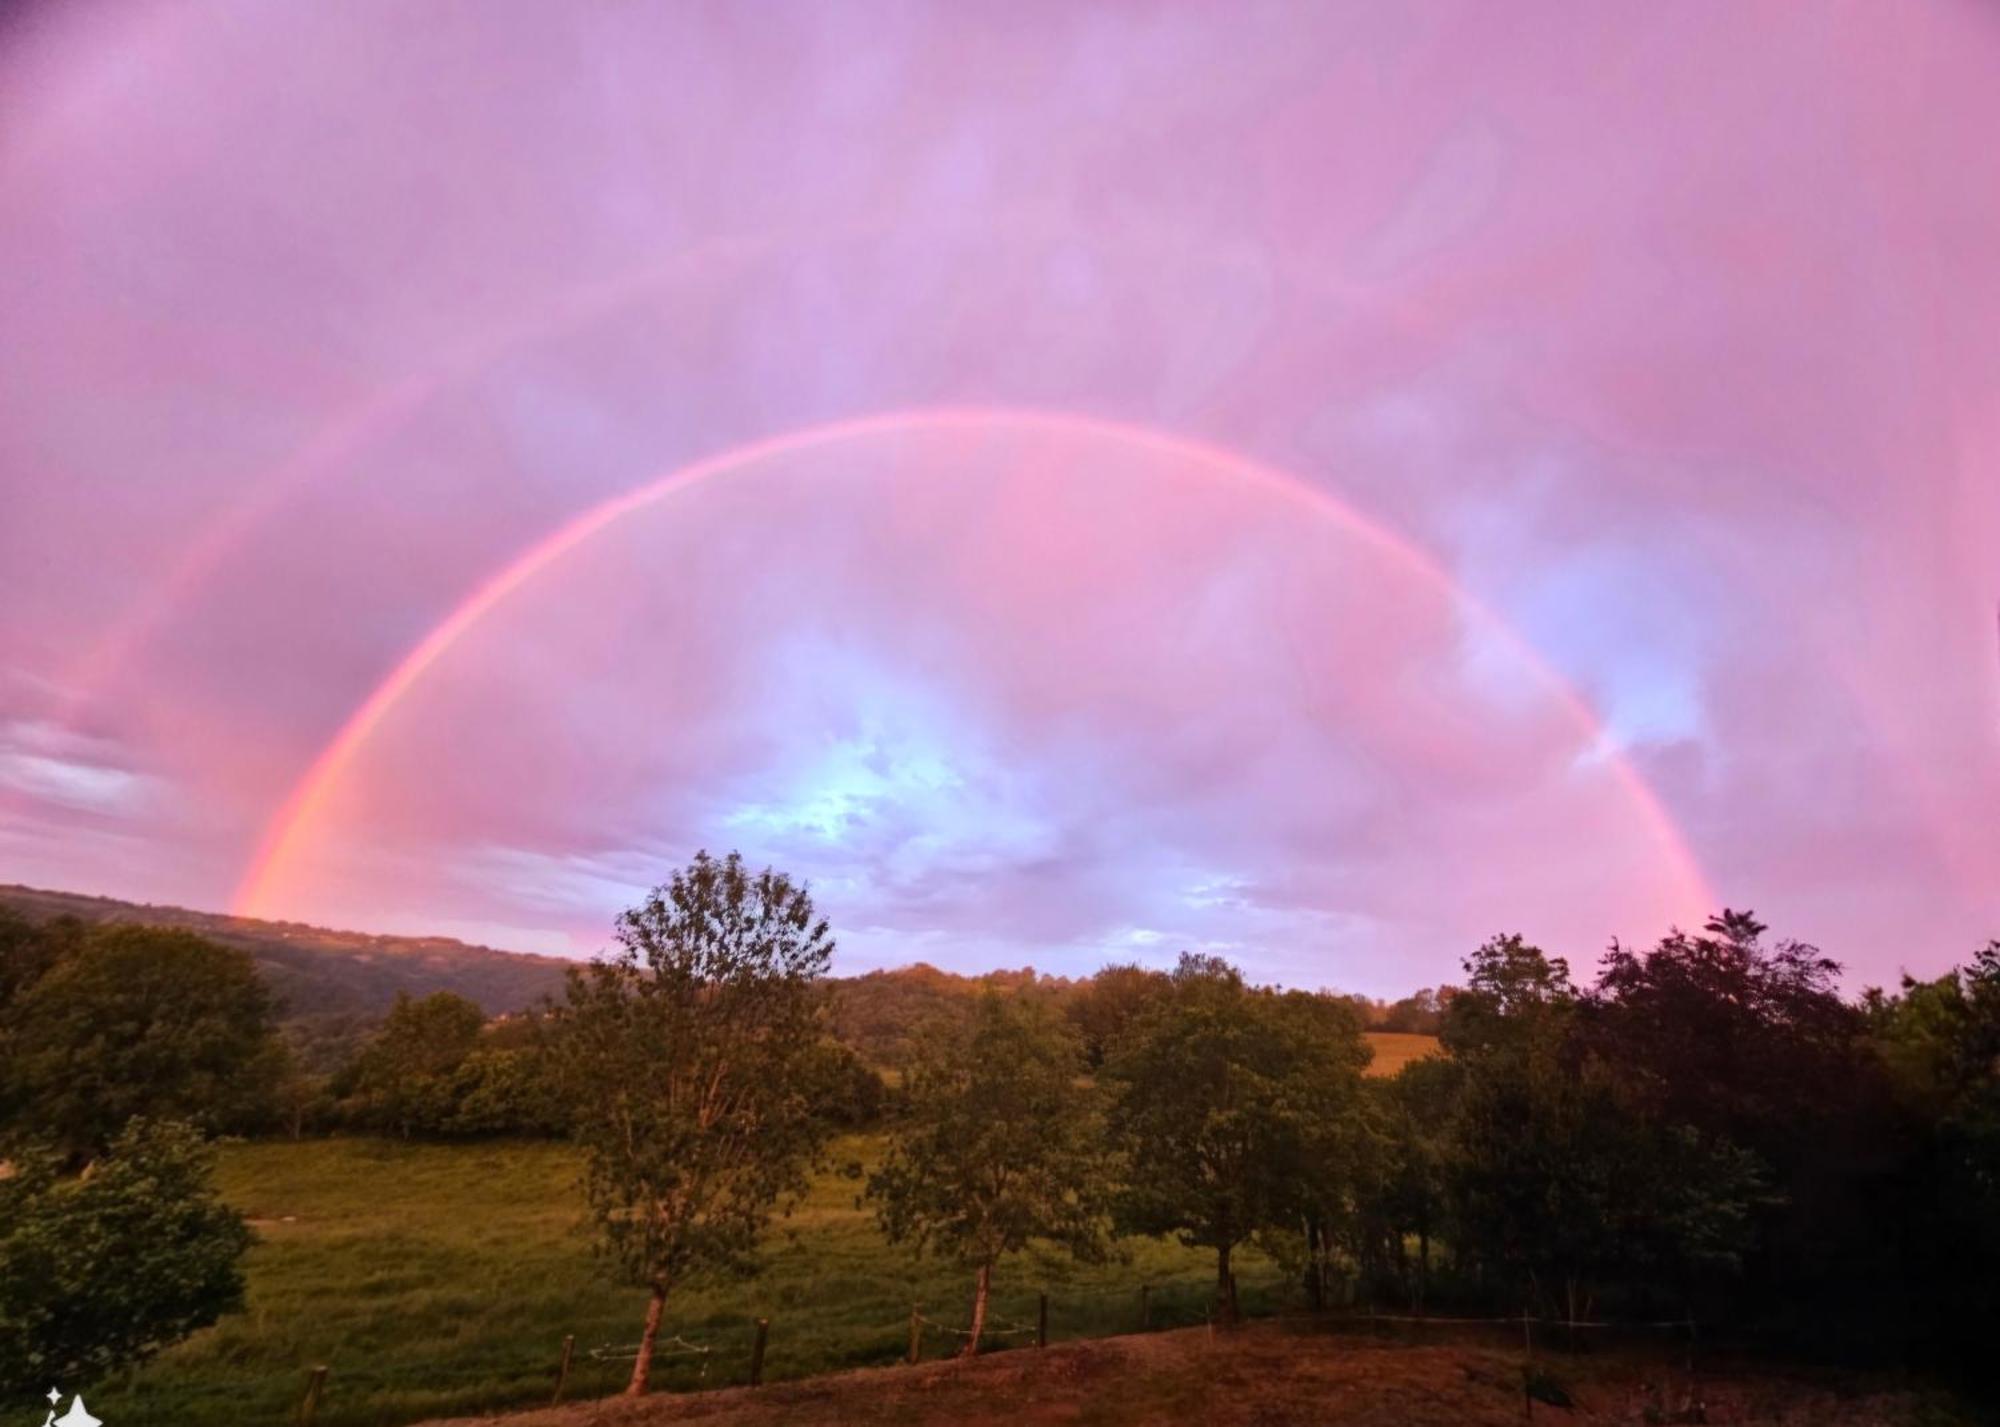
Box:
[83,1032,1431,1425]
[91,1135,1291,1427]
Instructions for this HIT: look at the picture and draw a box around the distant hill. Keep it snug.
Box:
[0,885,1438,1075]
[0,884,572,1021]
[827,962,1076,1065]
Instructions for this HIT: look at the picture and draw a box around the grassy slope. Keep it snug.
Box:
[95,1137,1285,1427]
[1361,1032,1440,1076]
[0,883,571,1021]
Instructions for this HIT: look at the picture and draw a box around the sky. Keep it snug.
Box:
[2,1,1996,995]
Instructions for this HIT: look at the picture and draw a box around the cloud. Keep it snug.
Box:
[2,1,1995,989]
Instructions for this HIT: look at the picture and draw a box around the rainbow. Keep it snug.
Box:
[231,406,1715,922]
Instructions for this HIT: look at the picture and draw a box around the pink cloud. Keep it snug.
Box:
[2,0,1994,991]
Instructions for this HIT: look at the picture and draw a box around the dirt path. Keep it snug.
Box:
[419,1320,1944,1427]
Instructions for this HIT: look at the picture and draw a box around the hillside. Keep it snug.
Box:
[0,884,571,1021]
[0,885,1437,1075]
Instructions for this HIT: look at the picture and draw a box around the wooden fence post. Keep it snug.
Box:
[750,1317,769,1387]
[908,1304,924,1365]
[551,1334,574,1405]
[1686,1317,1701,1420]
[1139,1284,1150,1331]
[1037,1291,1049,1349]
[1522,1316,1534,1421]
[296,1365,328,1426]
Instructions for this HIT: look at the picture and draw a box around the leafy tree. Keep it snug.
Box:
[1377,987,1449,1035]
[545,851,834,1395]
[1443,930,1769,1321]
[0,925,282,1158]
[808,1040,888,1129]
[1105,954,1368,1322]
[1584,910,1880,1324]
[869,994,1110,1353]
[1867,942,2000,1373]
[1353,1054,1461,1308]
[1065,962,1170,1068]
[1589,911,1860,1151]
[339,991,486,1136]
[0,908,75,1013]
[0,1118,251,1399]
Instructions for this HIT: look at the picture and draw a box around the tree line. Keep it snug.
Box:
[2,854,1997,1403]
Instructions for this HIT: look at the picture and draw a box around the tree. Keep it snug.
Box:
[1065,962,1170,1068]
[1105,954,1368,1322]
[1354,1054,1461,1309]
[1584,911,1877,1320]
[869,994,1110,1353]
[1443,930,1768,1321]
[1867,941,2000,1374]
[807,1040,887,1129]
[0,924,283,1158]
[339,991,486,1136]
[0,908,74,1013]
[0,1118,252,1399]
[1378,987,1449,1035]
[544,851,834,1395]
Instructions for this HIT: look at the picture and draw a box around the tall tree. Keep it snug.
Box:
[870,994,1110,1353]
[1105,955,1368,1322]
[1584,910,1878,1317]
[1445,930,1766,1319]
[0,1118,252,1400]
[1867,941,2000,1374]
[545,852,834,1395]
[0,924,282,1158]
[1356,1054,1461,1309]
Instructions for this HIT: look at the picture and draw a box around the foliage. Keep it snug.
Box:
[1064,962,1170,1068]
[329,992,564,1139]
[826,963,1071,1068]
[545,851,835,1393]
[1375,987,1449,1035]
[1105,954,1369,1320]
[336,991,485,1136]
[808,1039,888,1128]
[1866,942,2000,1375]
[870,994,1110,1351]
[0,1118,251,1400]
[0,923,284,1158]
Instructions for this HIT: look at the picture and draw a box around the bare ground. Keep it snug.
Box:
[419,1320,1954,1427]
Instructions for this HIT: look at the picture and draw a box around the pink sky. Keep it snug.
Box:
[2,1,1995,994]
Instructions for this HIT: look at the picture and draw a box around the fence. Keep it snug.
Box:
[284,1276,1701,1424]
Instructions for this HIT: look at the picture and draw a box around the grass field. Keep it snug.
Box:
[91,1136,1289,1427]
[1360,1032,1438,1076]
[88,1033,1434,1427]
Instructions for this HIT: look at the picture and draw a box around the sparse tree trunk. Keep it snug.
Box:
[1417,1227,1430,1313]
[963,1260,992,1356]
[1217,1242,1238,1324]
[627,1281,668,1396]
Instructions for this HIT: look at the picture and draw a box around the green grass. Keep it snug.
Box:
[93,1137,1285,1427]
